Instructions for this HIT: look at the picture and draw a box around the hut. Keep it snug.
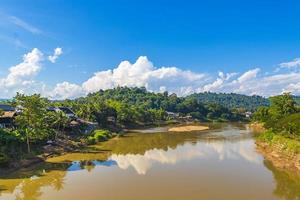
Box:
[0,104,16,128]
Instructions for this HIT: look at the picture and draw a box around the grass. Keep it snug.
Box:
[257,130,300,155]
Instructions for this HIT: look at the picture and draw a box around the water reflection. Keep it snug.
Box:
[265,160,300,200]
[67,160,117,172]
[0,123,299,200]
[110,139,261,175]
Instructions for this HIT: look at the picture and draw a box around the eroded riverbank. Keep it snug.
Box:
[256,140,300,176]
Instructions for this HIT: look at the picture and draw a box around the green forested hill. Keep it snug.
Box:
[294,96,300,105]
[188,92,269,111]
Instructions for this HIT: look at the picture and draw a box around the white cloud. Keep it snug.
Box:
[0,47,65,98]
[237,68,260,83]
[79,56,207,97]
[8,15,41,34]
[48,47,63,63]
[280,57,300,68]
[2,51,300,99]
[50,82,85,100]
[283,82,300,94]
[199,72,237,92]
[0,48,43,97]
[49,57,300,99]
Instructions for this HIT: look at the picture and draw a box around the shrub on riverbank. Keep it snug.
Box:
[257,131,300,155]
[253,93,300,138]
[0,152,9,166]
[87,129,113,144]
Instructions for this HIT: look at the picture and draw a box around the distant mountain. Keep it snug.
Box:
[188,92,269,111]
[0,99,10,103]
[293,96,300,105]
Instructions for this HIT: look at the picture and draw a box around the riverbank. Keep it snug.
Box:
[255,131,300,176]
[0,137,88,175]
[249,122,266,133]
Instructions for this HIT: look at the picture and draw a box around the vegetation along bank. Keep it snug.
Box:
[0,87,299,173]
[252,93,300,174]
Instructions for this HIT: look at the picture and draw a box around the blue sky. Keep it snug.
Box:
[0,0,300,99]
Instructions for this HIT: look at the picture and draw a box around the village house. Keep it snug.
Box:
[244,111,253,118]
[0,104,17,128]
[47,106,78,120]
[166,111,180,120]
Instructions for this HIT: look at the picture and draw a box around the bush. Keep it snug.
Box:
[274,113,300,136]
[87,129,112,144]
[257,130,300,155]
[257,130,274,142]
[0,152,9,167]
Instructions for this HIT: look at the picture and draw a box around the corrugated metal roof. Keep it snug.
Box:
[0,104,15,111]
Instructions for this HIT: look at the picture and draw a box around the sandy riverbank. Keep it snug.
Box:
[168,125,209,132]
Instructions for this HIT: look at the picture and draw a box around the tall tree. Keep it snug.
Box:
[269,93,297,119]
[14,93,49,153]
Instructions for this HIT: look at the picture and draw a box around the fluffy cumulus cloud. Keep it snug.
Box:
[54,56,208,99]
[82,56,206,94]
[199,70,300,96]
[49,81,85,99]
[198,72,237,92]
[280,57,300,68]
[2,50,300,99]
[55,56,300,99]
[48,47,63,63]
[0,47,63,98]
[0,48,44,97]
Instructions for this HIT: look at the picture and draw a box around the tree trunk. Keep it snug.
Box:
[26,129,31,153]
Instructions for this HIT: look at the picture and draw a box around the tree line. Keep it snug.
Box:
[0,87,288,166]
[253,93,300,137]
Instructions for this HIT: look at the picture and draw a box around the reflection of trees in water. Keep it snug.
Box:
[80,160,96,172]
[264,160,300,200]
[100,132,194,155]
[0,186,5,193]
[0,123,254,199]
[0,159,103,200]
[0,162,69,200]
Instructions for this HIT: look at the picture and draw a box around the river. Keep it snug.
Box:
[0,123,300,200]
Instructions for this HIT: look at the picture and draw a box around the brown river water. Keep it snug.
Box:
[0,123,300,200]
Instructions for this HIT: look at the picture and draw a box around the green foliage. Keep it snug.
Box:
[13,93,70,153]
[257,130,274,142]
[87,129,112,144]
[253,93,299,137]
[258,130,300,154]
[0,128,23,162]
[273,113,300,137]
[269,93,297,119]
[188,92,269,111]
[58,87,246,126]
[0,152,9,166]
[252,107,269,122]
[0,109,4,116]
[0,87,260,163]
